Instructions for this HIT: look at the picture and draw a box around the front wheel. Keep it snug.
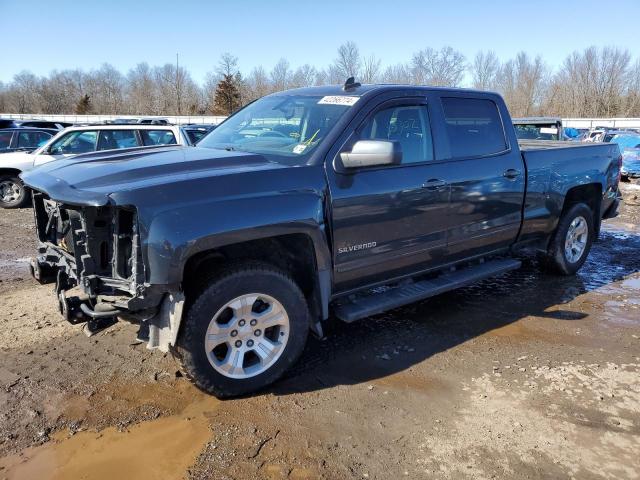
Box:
[176,263,310,398]
[543,202,594,275]
[0,175,29,209]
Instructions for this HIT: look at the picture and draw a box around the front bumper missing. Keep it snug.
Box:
[31,254,185,351]
[30,193,185,351]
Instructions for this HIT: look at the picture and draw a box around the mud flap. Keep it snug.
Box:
[143,293,185,352]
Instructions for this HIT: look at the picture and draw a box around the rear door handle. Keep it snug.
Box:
[503,168,521,180]
[422,179,448,190]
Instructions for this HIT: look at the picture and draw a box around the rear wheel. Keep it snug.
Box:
[176,263,310,398]
[543,202,594,275]
[0,175,29,209]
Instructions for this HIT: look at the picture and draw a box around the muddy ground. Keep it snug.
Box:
[0,183,639,480]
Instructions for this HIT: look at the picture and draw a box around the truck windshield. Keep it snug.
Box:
[198,95,355,164]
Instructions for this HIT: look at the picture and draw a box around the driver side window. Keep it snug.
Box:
[50,131,98,155]
[358,105,434,164]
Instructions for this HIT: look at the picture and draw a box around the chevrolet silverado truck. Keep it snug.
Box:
[22,81,622,397]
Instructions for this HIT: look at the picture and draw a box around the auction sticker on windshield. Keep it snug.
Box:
[318,96,359,106]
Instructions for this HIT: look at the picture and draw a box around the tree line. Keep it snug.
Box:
[1,42,639,118]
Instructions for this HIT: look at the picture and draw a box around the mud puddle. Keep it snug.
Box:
[0,383,216,480]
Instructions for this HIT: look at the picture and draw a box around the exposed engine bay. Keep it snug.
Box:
[29,191,183,350]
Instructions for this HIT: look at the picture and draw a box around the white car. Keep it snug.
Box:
[0,124,191,208]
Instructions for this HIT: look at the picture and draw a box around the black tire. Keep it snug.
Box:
[0,175,29,209]
[176,262,310,398]
[543,202,594,275]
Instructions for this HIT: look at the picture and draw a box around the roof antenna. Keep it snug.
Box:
[343,76,361,91]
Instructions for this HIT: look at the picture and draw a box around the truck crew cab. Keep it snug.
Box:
[23,80,621,397]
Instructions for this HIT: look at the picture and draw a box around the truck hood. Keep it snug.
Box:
[21,146,290,206]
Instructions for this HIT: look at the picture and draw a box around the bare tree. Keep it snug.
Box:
[246,66,271,101]
[623,59,640,116]
[126,63,157,115]
[7,71,41,113]
[0,81,7,112]
[381,63,411,84]
[544,46,631,117]
[85,63,125,114]
[271,58,291,92]
[3,45,640,118]
[411,47,466,86]
[362,55,381,84]
[471,50,500,90]
[334,41,361,80]
[497,52,547,117]
[291,64,317,88]
[217,52,239,78]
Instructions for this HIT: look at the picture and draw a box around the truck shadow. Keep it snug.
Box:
[270,227,640,396]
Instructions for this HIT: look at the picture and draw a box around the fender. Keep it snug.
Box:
[141,189,332,286]
[141,190,332,351]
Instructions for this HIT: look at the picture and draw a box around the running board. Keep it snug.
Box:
[334,258,521,323]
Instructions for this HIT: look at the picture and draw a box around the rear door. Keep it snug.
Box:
[326,95,451,292]
[432,94,525,261]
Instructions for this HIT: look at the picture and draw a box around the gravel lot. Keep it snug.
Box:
[0,182,639,480]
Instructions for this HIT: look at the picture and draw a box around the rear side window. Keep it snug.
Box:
[0,131,12,149]
[140,130,177,146]
[98,130,140,151]
[441,97,507,158]
[17,131,52,148]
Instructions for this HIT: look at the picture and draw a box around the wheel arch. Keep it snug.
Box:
[559,182,603,237]
[181,231,331,337]
[0,167,25,178]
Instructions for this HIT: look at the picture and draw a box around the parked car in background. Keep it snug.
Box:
[609,133,640,151]
[595,129,638,143]
[621,148,640,180]
[183,124,216,144]
[513,117,565,141]
[0,124,191,208]
[608,134,640,180]
[0,128,57,154]
[584,129,606,142]
[104,118,171,125]
[0,118,72,130]
[137,118,170,125]
[22,83,622,397]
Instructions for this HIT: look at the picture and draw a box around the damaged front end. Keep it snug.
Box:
[30,191,183,351]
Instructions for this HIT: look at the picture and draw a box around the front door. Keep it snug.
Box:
[327,97,451,292]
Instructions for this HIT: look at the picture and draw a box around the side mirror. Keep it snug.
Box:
[340,140,401,169]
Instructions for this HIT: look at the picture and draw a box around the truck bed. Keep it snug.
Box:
[517,139,620,245]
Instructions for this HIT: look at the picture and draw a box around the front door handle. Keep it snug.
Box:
[503,168,521,180]
[422,178,448,190]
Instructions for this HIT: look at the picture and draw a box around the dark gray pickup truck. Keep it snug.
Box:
[22,82,622,397]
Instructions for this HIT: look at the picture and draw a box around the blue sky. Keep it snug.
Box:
[1,0,639,85]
